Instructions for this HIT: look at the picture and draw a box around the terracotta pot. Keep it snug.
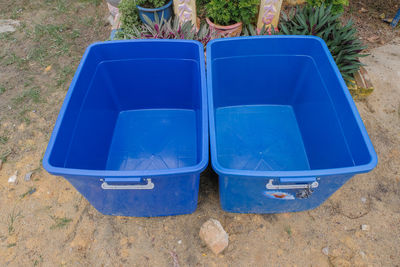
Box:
[206,17,242,37]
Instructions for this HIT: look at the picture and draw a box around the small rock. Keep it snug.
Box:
[361,197,367,203]
[24,171,33,181]
[199,219,229,255]
[322,247,329,256]
[0,19,20,33]
[360,251,366,259]
[177,240,182,244]
[8,171,18,185]
[361,224,370,231]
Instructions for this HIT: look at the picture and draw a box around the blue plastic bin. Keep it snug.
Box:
[207,36,377,213]
[43,40,208,217]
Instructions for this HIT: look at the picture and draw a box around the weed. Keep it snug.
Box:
[7,243,17,248]
[69,29,81,39]
[33,24,71,56]
[20,187,37,199]
[18,108,31,124]
[56,0,68,12]
[23,77,34,88]
[0,86,5,94]
[13,87,41,105]
[10,6,24,19]
[82,17,95,27]
[1,150,12,162]
[50,216,72,229]
[0,32,14,41]
[7,209,22,234]
[28,46,48,65]
[3,53,29,69]
[0,136,8,145]
[57,66,74,88]
[79,0,103,6]
[284,225,292,236]
[33,255,43,266]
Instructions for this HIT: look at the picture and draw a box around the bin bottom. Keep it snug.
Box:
[215,105,309,171]
[106,109,197,171]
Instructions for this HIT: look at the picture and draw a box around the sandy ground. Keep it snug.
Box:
[1,1,400,267]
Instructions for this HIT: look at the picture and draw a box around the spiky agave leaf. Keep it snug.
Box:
[247,4,366,85]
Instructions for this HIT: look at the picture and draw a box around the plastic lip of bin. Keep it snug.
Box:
[42,39,209,179]
[207,36,377,179]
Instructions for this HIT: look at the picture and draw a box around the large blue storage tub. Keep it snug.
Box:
[207,36,377,213]
[43,40,208,217]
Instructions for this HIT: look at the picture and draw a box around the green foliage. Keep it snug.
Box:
[115,14,218,46]
[119,0,169,30]
[306,0,348,14]
[277,5,366,85]
[137,0,168,8]
[206,0,259,26]
[50,216,72,229]
[119,0,142,29]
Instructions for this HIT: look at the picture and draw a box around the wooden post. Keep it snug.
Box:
[257,0,283,30]
[173,0,198,28]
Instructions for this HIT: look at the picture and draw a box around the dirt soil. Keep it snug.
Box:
[1,1,400,266]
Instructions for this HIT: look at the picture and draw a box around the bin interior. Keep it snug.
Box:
[209,38,373,172]
[48,42,204,172]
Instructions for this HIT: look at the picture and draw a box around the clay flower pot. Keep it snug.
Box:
[206,17,242,37]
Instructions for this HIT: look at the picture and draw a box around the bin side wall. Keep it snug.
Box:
[219,174,353,213]
[65,173,200,217]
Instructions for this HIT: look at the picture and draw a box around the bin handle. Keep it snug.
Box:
[101,178,155,190]
[266,179,319,190]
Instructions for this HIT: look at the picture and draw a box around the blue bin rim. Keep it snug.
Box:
[206,36,378,178]
[43,39,209,178]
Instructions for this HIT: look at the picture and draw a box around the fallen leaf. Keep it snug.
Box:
[367,35,379,43]
[359,7,368,13]
[45,65,52,72]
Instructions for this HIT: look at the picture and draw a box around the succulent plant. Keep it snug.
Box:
[115,14,219,47]
[244,5,366,85]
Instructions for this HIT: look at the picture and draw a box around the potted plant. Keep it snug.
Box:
[136,0,174,24]
[115,15,218,46]
[119,0,174,27]
[205,0,259,37]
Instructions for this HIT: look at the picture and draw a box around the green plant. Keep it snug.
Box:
[13,87,41,105]
[206,0,259,26]
[137,0,168,8]
[7,209,22,234]
[0,135,8,145]
[275,5,366,84]
[20,187,37,199]
[284,225,292,236]
[119,0,169,29]
[50,216,72,229]
[116,15,218,46]
[306,0,348,14]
